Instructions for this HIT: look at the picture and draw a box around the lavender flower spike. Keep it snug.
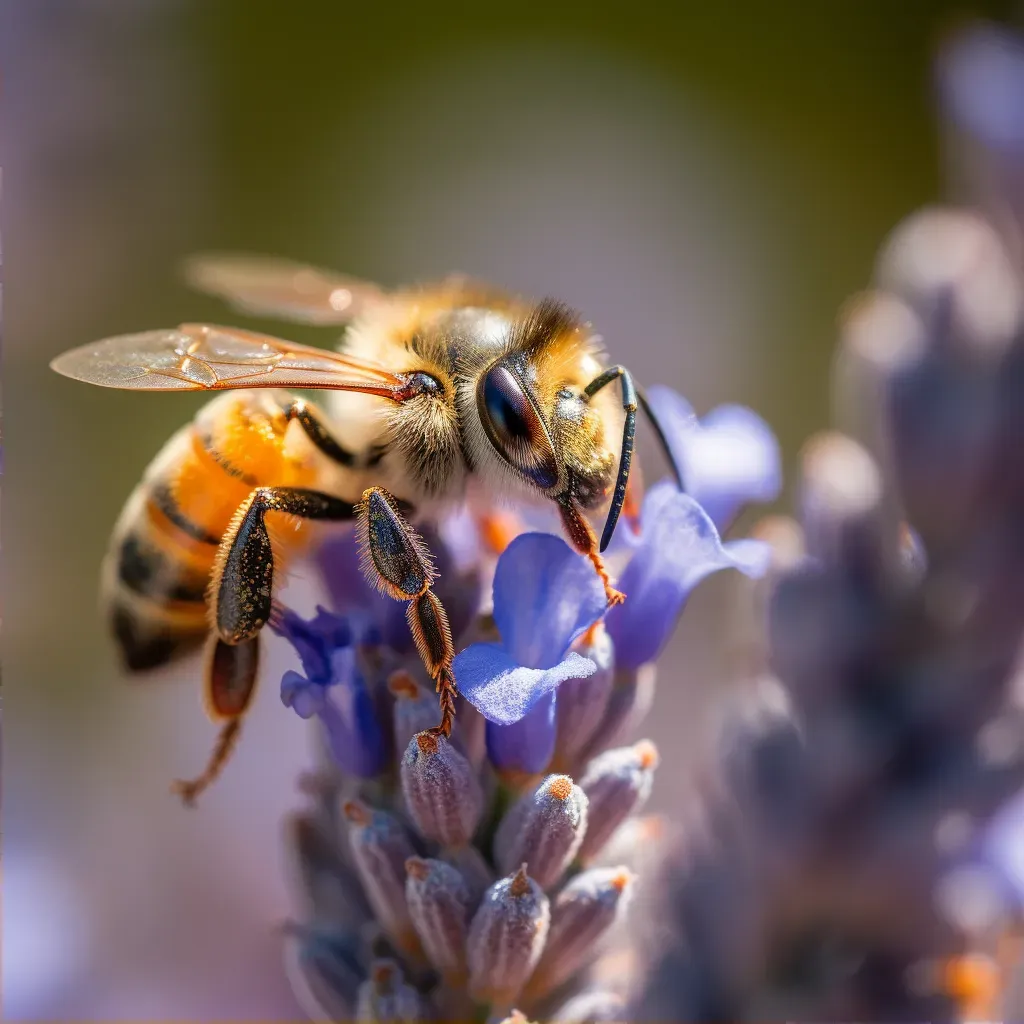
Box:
[467,865,551,1007]
[401,731,484,847]
[577,741,659,862]
[496,774,590,890]
[454,533,607,774]
[645,385,781,532]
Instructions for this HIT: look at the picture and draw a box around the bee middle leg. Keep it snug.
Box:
[173,487,358,806]
[357,486,458,737]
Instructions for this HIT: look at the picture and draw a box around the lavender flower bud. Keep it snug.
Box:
[876,207,1022,360]
[401,730,483,847]
[282,924,362,1024]
[582,665,657,759]
[578,741,659,861]
[799,432,900,583]
[405,857,471,978]
[593,814,668,872]
[467,865,551,1006]
[283,811,370,929]
[355,958,426,1022]
[496,774,589,890]
[556,625,615,766]
[833,290,926,466]
[551,989,627,1023]
[529,868,635,996]
[388,669,442,755]
[343,800,419,956]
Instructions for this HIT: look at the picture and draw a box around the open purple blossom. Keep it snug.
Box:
[272,606,387,778]
[645,385,781,532]
[605,481,772,669]
[453,533,607,773]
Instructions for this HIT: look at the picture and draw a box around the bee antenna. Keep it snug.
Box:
[585,366,637,553]
[585,368,685,553]
[636,386,684,491]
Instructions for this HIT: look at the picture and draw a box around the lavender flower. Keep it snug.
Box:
[454,532,607,774]
[272,606,387,778]
[644,386,781,532]
[605,484,771,670]
[270,379,782,1022]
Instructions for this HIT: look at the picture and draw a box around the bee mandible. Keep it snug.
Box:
[50,255,678,803]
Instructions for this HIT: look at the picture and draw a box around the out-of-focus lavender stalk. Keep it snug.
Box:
[631,24,1024,1021]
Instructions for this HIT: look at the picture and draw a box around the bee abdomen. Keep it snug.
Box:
[110,592,207,672]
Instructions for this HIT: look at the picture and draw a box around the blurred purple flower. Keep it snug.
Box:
[453,533,606,773]
[646,385,781,531]
[606,482,772,669]
[938,24,1024,156]
[272,606,387,778]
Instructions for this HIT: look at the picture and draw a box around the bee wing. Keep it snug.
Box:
[50,322,407,394]
[182,253,388,325]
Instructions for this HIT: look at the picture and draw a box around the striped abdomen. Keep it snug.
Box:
[105,391,310,672]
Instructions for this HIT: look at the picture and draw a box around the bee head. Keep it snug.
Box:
[474,301,618,512]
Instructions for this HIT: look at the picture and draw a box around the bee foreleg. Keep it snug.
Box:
[557,493,626,607]
[171,635,259,806]
[357,486,457,737]
[212,487,357,645]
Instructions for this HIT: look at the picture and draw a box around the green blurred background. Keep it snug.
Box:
[7,1,1021,1018]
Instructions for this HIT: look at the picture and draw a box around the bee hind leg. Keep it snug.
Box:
[357,486,457,737]
[175,487,357,806]
[171,635,259,806]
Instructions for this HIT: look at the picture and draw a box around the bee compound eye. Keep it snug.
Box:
[477,362,559,490]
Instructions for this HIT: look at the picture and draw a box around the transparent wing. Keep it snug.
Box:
[183,253,389,325]
[50,322,407,394]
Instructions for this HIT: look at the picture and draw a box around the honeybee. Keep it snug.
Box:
[51,255,674,803]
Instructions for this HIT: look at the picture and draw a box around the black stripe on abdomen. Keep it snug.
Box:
[150,483,222,546]
[117,531,210,604]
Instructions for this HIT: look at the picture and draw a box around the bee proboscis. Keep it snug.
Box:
[50,255,678,803]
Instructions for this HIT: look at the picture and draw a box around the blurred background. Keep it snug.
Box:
[6,1,1023,1019]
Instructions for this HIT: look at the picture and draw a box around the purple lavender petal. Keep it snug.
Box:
[938,25,1024,153]
[486,692,558,774]
[454,643,596,726]
[646,386,781,530]
[281,670,327,720]
[606,483,771,668]
[491,533,607,670]
[272,605,355,682]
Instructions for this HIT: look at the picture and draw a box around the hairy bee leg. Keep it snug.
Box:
[171,635,259,806]
[213,487,357,645]
[558,495,626,607]
[358,487,457,737]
